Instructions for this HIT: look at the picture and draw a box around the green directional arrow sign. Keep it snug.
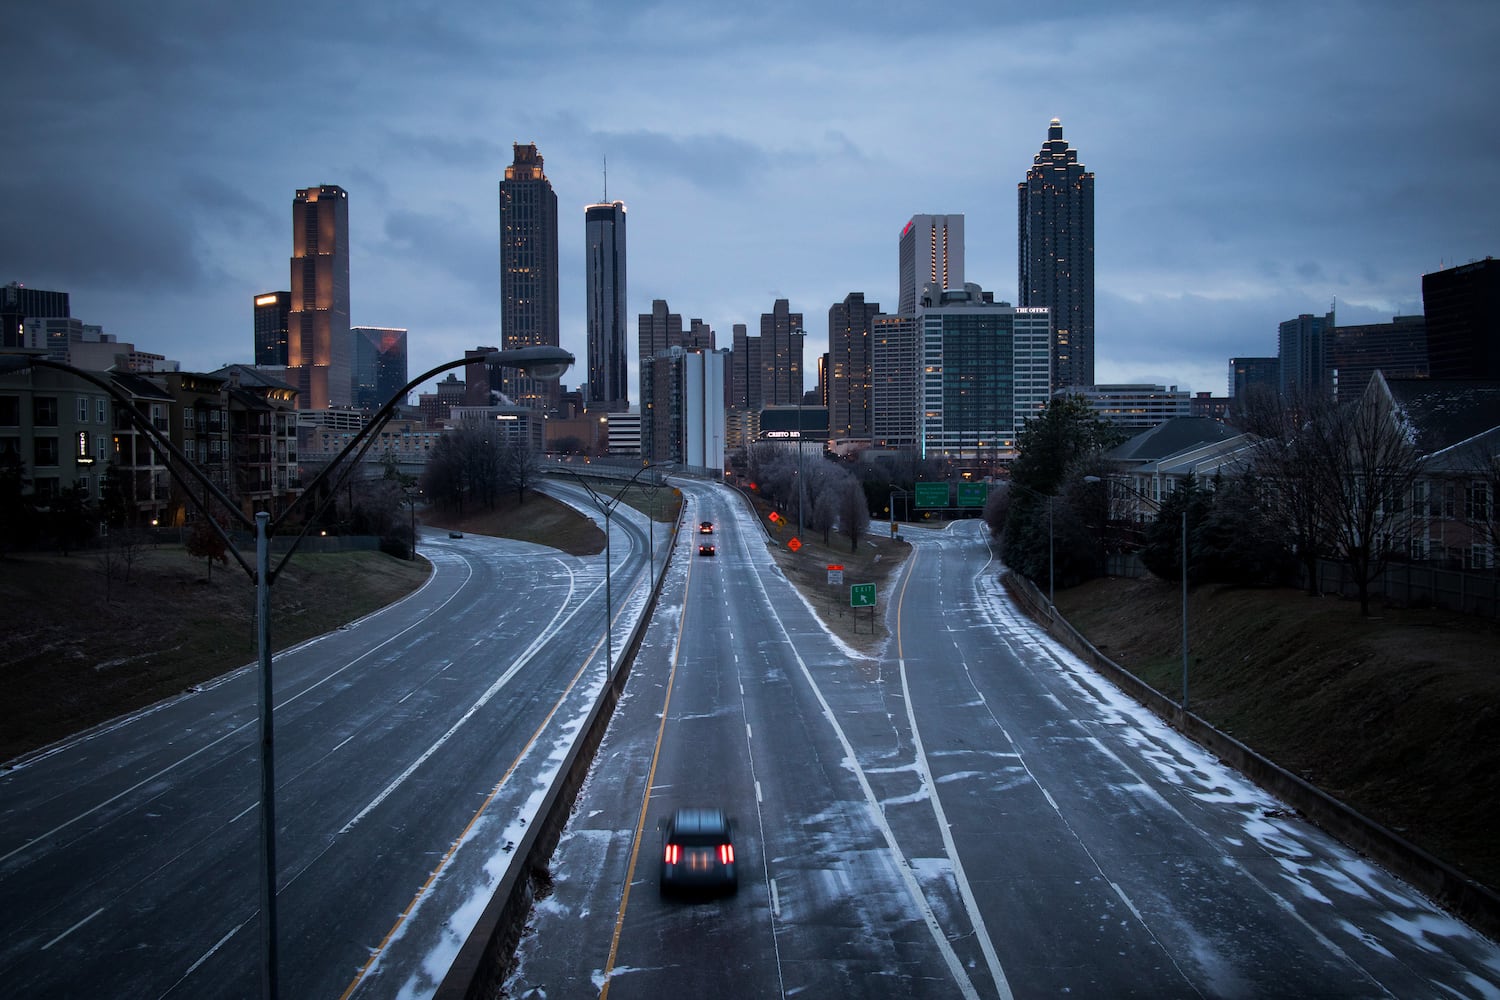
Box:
[956,482,989,508]
[850,583,876,607]
[914,482,949,508]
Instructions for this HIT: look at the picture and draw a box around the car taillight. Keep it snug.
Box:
[664,844,679,865]
[719,844,734,865]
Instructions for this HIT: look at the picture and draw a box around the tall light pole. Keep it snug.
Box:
[1,345,574,999]
[1089,475,1191,711]
[559,462,661,675]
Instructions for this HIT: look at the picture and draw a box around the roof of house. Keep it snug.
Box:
[1384,378,1500,456]
[1104,417,1241,463]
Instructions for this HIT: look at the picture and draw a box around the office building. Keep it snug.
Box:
[641,346,727,470]
[828,292,880,441]
[288,185,352,409]
[728,323,759,411]
[1229,357,1280,401]
[585,200,628,412]
[1018,118,1095,390]
[1279,311,1335,399]
[2,282,69,349]
[1072,384,1191,430]
[352,326,409,411]
[1329,314,1427,402]
[254,291,291,367]
[639,299,685,362]
[918,283,1051,462]
[871,313,922,450]
[759,299,804,407]
[1423,258,1500,380]
[499,143,560,412]
[899,215,964,316]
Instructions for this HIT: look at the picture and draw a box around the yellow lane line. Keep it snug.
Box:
[599,538,695,998]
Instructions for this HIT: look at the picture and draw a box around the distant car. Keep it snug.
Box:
[448,531,463,539]
[699,521,714,534]
[698,542,716,557]
[660,808,737,896]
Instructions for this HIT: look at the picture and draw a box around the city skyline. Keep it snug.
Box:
[3,3,1496,406]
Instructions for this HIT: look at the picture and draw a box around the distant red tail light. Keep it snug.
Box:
[719,844,734,865]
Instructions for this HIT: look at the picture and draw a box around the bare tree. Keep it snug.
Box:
[506,444,542,502]
[837,475,871,552]
[1242,388,1334,596]
[1247,381,1423,615]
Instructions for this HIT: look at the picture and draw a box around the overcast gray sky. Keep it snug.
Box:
[4,0,1497,403]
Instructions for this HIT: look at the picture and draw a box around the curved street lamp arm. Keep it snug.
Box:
[268,347,573,581]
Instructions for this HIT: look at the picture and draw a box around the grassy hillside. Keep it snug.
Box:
[1054,576,1500,892]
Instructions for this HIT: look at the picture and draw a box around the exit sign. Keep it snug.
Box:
[850,583,876,607]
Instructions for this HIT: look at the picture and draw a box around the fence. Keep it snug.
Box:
[1104,549,1500,619]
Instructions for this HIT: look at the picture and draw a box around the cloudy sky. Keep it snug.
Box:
[5,1,1497,403]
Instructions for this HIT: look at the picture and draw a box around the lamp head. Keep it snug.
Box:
[485,346,574,381]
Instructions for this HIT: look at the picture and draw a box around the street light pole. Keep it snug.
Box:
[1090,475,1191,711]
[560,462,661,675]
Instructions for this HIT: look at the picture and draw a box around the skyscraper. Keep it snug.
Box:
[759,298,804,407]
[1018,118,1095,391]
[1278,311,1334,399]
[918,283,1052,462]
[1423,258,1500,380]
[499,143,561,413]
[828,292,880,440]
[253,291,290,367]
[585,200,628,412]
[288,185,351,409]
[352,326,409,410]
[898,215,964,316]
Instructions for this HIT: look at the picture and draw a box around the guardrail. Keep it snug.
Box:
[434,502,680,998]
[1002,569,1500,941]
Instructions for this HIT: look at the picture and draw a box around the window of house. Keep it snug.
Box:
[97,398,108,424]
[1467,544,1494,571]
[33,476,59,500]
[34,397,59,427]
[0,437,18,460]
[0,395,19,426]
[34,437,60,466]
[78,397,90,422]
[1466,482,1491,522]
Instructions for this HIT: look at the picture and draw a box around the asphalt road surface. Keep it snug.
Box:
[508,482,1500,999]
[0,500,656,999]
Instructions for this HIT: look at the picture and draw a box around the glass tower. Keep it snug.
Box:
[1018,119,1094,391]
[499,143,561,413]
[288,185,351,409]
[585,201,628,412]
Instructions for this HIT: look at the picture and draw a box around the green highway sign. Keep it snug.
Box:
[956,482,989,508]
[850,583,876,607]
[914,482,949,508]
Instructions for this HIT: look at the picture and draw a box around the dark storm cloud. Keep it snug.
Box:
[0,169,211,290]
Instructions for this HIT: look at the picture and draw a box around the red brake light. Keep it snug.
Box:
[719,843,734,865]
[664,844,679,865]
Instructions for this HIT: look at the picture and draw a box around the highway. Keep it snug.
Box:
[0,496,657,999]
[508,481,1500,998]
